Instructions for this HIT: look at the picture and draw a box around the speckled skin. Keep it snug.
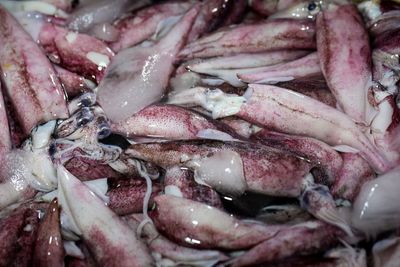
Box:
[124,140,313,197]
[107,178,162,215]
[150,195,287,250]
[252,129,343,186]
[0,6,68,135]
[179,19,316,59]
[331,153,375,201]
[111,104,221,140]
[39,23,115,83]
[111,2,192,52]
[317,4,374,124]
[0,204,41,267]
[232,221,343,266]
[164,167,223,208]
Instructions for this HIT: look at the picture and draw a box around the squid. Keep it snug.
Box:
[164,166,223,208]
[179,18,316,59]
[122,140,350,232]
[57,166,154,266]
[0,6,68,136]
[33,198,65,267]
[168,85,390,173]
[331,153,375,201]
[111,104,236,141]
[110,1,193,52]
[252,129,343,185]
[97,5,200,123]
[107,178,162,215]
[231,221,343,266]
[187,0,232,42]
[316,3,376,124]
[54,65,95,98]
[121,140,313,198]
[0,204,42,266]
[238,52,321,84]
[124,213,229,266]
[39,22,115,83]
[150,194,286,250]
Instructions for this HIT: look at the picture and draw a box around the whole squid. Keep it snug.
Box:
[316,3,376,124]
[150,194,286,250]
[179,18,316,59]
[57,166,154,266]
[168,85,389,173]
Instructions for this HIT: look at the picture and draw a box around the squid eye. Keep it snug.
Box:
[307,1,321,15]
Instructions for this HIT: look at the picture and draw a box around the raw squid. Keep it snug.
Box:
[316,3,376,124]
[0,0,399,266]
[150,194,286,249]
[33,198,65,267]
[39,23,115,82]
[110,1,193,52]
[0,6,68,135]
[57,166,154,266]
[238,52,321,84]
[232,221,343,266]
[179,19,316,59]
[168,85,389,173]
[110,104,234,141]
[97,5,200,123]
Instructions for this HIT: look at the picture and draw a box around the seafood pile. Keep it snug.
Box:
[0,0,399,266]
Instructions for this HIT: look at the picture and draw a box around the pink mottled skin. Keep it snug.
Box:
[0,206,31,266]
[238,52,321,84]
[316,4,375,124]
[59,167,154,267]
[277,75,337,107]
[124,140,313,197]
[0,6,68,136]
[39,23,115,83]
[331,153,375,201]
[164,167,223,208]
[111,1,193,52]
[124,213,229,264]
[150,195,286,249]
[179,18,316,59]
[236,85,389,173]
[107,179,161,215]
[54,65,93,98]
[111,104,223,140]
[33,198,65,267]
[252,129,343,186]
[98,6,200,123]
[232,221,343,267]
[64,155,122,181]
[3,205,41,267]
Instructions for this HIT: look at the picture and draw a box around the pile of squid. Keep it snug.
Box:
[0,0,399,266]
